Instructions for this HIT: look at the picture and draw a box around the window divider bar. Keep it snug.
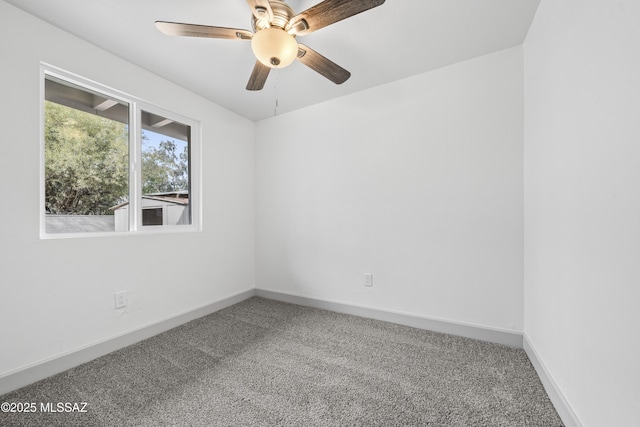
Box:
[129,103,142,231]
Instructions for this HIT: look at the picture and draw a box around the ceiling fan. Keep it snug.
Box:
[155,0,385,91]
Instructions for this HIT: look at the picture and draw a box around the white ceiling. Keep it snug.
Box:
[6,0,540,121]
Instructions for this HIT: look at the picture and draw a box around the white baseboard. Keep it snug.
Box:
[523,334,583,427]
[0,289,256,396]
[255,289,523,348]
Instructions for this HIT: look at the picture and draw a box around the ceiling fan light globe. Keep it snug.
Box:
[251,27,298,69]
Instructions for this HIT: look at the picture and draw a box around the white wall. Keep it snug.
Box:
[256,47,524,333]
[524,0,640,425]
[0,1,255,379]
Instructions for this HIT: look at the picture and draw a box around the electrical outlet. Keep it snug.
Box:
[114,291,128,309]
[364,273,373,287]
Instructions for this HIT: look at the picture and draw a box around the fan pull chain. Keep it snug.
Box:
[274,76,279,117]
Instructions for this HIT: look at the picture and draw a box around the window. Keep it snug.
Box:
[41,65,200,237]
[142,208,163,226]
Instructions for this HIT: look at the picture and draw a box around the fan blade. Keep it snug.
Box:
[296,44,350,84]
[155,21,252,40]
[246,0,274,25]
[286,0,385,36]
[246,61,271,91]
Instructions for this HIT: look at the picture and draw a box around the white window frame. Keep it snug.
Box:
[40,63,202,239]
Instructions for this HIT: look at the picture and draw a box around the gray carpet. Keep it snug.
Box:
[0,297,563,426]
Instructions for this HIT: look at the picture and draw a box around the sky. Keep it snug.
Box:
[142,128,188,153]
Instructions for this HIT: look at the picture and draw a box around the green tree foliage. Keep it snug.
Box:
[45,101,129,215]
[141,137,189,194]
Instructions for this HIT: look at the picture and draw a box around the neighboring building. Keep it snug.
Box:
[45,191,189,233]
[111,191,190,231]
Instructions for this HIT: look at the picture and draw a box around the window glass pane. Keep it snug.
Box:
[139,111,191,227]
[44,77,129,233]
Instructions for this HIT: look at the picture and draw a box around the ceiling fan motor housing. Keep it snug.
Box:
[251,0,295,31]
